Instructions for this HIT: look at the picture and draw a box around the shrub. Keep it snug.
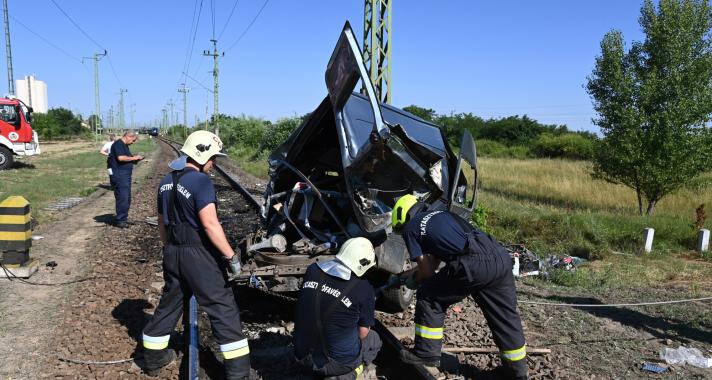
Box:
[476,139,531,158]
[472,204,490,232]
[219,115,269,149]
[532,133,595,160]
[32,108,89,139]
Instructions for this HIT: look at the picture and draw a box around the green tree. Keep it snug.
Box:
[218,114,269,149]
[587,0,712,215]
[31,112,60,139]
[403,105,437,121]
[259,116,303,153]
[48,107,83,135]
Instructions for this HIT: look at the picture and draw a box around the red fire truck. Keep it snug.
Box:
[0,97,40,170]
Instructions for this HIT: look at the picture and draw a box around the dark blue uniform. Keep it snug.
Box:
[108,139,134,223]
[294,263,381,379]
[403,210,527,379]
[141,168,250,378]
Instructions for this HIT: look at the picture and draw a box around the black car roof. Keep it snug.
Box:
[342,92,447,159]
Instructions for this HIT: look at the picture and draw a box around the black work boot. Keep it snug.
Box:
[141,349,176,376]
[500,358,528,380]
[398,348,440,367]
[224,355,252,380]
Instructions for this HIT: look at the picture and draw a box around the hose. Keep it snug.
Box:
[519,296,712,307]
[58,357,133,365]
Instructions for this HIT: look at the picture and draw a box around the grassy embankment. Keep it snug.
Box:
[0,138,157,223]
[230,150,712,289]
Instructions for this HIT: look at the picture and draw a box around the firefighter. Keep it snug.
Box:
[391,194,528,380]
[138,131,250,378]
[293,237,382,379]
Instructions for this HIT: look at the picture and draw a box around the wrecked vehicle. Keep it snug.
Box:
[236,22,478,311]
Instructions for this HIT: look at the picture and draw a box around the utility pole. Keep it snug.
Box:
[130,103,135,129]
[204,100,209,130]
[118,88,127,130]
[83,50,107,137]
[108,105,114,132]
[3,0,14,95]
[363,0,392,104]
[167,99,175,127]
[161,107,168,135]
[203,39,223,136]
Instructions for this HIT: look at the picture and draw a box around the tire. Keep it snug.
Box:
[0,146,13,170]
[378,257,415,312]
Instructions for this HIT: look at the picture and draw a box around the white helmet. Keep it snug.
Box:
[336,237,376,277]
[170,130,226,169]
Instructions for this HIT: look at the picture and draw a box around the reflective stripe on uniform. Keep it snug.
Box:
[142,333,170,350]
[501,345,527,361]
[414,324,443,339]
[354,363,364,378]
[220,338,250,359]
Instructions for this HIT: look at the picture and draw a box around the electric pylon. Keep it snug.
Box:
[108,105,114,131]
[167,99,175,126]
[130,103,135,129]
[83,50,107,136]
[203,39,224,137]
[178,84,190,138]
[363,0,392,104]
[162,108,168,134]
[3,0,14,95]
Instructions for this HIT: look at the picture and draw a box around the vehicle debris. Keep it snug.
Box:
[641,362,668,373]
[660,346,712,368]
[236,22,478,312]
[505,243,588,278]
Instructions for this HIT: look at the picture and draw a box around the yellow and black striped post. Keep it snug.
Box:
[0,196,32,265]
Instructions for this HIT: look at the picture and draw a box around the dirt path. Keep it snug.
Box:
[0,145,159,379]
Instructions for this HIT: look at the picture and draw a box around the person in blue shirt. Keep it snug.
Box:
[391,194,528,380]
[293,237,382,379]
[108,131,143,228]
[138,131,249,379]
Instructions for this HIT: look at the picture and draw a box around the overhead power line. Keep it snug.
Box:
[106,55,124,88]
[217,0,240,40]
[210,0,216,39]
[48,0,105,50]
[224,0,270,52]
[9,15,85,66]
[182,71,213,93]
[180,0,204,86]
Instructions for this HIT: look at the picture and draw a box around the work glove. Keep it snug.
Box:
[404,272,419,290]
[385,274,404,289]
[225,253,242,282]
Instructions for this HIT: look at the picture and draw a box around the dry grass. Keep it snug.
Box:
[478,158,712,218]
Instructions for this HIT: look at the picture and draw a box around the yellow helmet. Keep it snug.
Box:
[181,130,226,165]
[391,194,418,230]
[335,237,376,277]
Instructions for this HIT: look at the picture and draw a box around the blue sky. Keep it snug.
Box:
[6,1,647,132]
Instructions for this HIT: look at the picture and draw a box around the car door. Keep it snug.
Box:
[448,130,478,220]
[324,21,389,163]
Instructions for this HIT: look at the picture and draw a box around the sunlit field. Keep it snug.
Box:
[477,157,711,260]
[479,158,711,217]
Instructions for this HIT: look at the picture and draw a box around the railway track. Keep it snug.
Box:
[156,137,436,380]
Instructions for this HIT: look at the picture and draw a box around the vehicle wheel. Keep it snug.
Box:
[0,146,13,170]
[379,258,415,312]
